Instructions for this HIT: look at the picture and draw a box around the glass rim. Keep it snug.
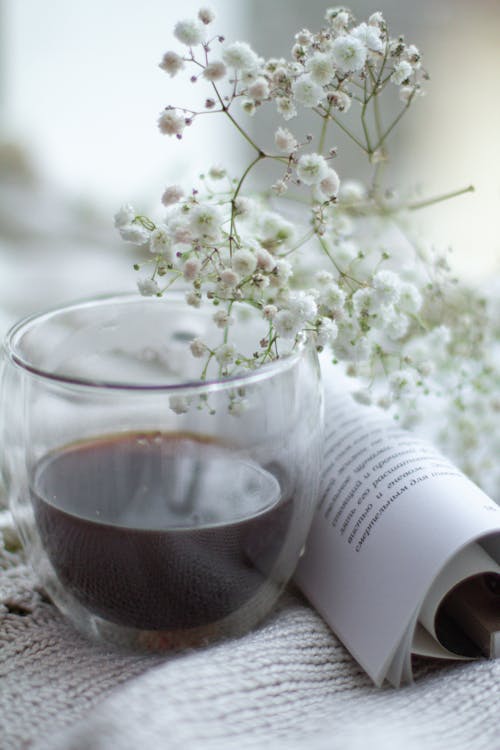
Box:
[4,292,307,394]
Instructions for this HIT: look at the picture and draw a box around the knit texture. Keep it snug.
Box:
[1,511,500,750]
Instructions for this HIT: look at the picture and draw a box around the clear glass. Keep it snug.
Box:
[0,293,323,651]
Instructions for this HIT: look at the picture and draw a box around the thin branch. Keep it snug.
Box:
[408,185,475,211]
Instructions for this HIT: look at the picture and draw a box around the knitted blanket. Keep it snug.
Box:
[1,511,499,750]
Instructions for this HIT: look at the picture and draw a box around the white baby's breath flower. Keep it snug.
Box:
[319,282,346,313]
[272,180,288,195]
[271,64,290,84]
[213,310,233,329]
[190,337,206,357]
[315,318,339,347]
[273,258,293,281]
[292,43,306,61]
[369,12,385,27]
[119,224,150,245]
[241,99,256,116]
[399,85,418,104]
[274,126,297,153]
[325,8,350,30]
[352,287,375,316]
[208,165,226,180]
[198,6,215,24]
[252,272,269,289]
[137,277,160,296]
[329,90,352,112]
[399,282,422,314]
[161,185,184,207]
[159,51,184,77]
[263,304,278,320]
[274,309,302,339]
[334,320,371,362]
[351,22,384,53]
[223,42,260,71]
[183,258,201,281]
[149,225,173,262]
[296,153,329,185]
[295,29,313,46]
[331,35,367,73]
[173,225,192,245]
[315,270,334,286]
[248,77,270,100]
[319,167,340,198]
[189,204,223,242]
[174,19,204,47]
[292,74,324,108]
[339,179,366,203]
[386,313,410,340]
[256,248,275,272]
[426,325,453,352]
[259,213,295,250]
[389,369,419,398]
[287,292,318,322]
[114,204,135,228]
[203,61,227,81]
[169,395,190,414]
[276,97,297,120]
[391,60,413,85]
[158,109,186,137]
[232,248,257,276]
[186,290,201,308]
[372,270,402,306]
[305,52,335,85]
[240,69,260,85]
[405,44,421,65]
[215,343,236,366]
[234,197,255,217]
[220,269,240,287]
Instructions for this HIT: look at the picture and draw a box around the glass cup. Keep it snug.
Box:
[1,293,323,651]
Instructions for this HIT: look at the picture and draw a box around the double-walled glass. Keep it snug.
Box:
[1,294,323,650]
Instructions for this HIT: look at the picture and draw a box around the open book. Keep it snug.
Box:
[295,378,500,687]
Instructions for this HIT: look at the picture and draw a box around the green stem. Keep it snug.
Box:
[408,185,475,211]
[233,153,264,202]
[223,300,234,345]
[361,77,373,154]
[318,101,332,155]
[229,152,265,252]
[371,91,386,195]
[317,235,361,289]
[373,98,413,152]
[260,331,278,365]
[211,83,262,155]
[373,84,384,146]
[200,352,214,380]
[283,228,316,256]
[324,112,369,153]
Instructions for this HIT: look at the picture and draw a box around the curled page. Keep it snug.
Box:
[294,381,500,687]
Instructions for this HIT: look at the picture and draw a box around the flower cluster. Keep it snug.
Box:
[114,6,500,500]
[157,6,425,142]
[116,7,434,381]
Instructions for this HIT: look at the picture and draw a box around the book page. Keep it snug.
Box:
[294,383,500,686]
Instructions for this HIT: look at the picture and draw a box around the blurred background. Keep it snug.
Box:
[1,0,499,333]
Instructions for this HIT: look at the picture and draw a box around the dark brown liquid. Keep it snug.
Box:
[31,433,292,631]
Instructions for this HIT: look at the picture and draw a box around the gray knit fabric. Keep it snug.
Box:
[1,510,500,750]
